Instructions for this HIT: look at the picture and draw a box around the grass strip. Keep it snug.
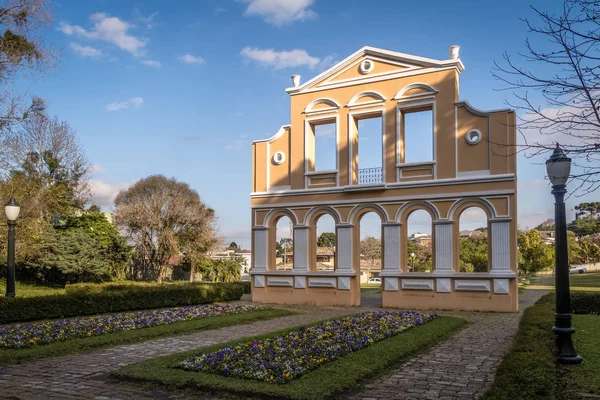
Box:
[0,308,293,364]
[482,293,600,400]
[114,315,466,400]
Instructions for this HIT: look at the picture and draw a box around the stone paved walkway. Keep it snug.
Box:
[0,307,352,400]
[0,289,548,400]
[346,289,549,400]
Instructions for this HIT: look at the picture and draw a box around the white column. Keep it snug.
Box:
[336,224,353,272]
[383,223,401,271]
[433,221,453,274]
[491,220,511,274]
[293,226,309,272]
[252,227,268,271]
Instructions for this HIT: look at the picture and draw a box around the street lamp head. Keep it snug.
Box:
[410,252,415,258]
[546,144,571,187]
[4,198,20,221]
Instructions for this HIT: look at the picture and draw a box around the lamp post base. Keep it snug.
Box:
[553,313,583,365]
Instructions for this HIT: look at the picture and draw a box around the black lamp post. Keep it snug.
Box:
[4,198,20,298]
[545,144,582,365]
[410,252,415,272]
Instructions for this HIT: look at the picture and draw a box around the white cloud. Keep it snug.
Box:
[240,46,320,69]
[105,97,144,112]
[70,42,103,58]
[90,179,131,207]
[134,9,160,29]
[142,59,161,67]
[241,0,317,26]
[178,54,206,64]
[60,13,147,56]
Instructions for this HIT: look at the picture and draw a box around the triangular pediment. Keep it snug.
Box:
[286,46,464,95]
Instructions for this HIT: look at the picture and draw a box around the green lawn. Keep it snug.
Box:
[0,308,294,364]
[482,293,599,399]
[0,280,65,297]
[114,315,467,400]
[360,283,381,293]
[530,271,600,292]
[568,314,600,395]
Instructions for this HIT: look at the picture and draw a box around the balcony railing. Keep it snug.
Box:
[358,167,383,185]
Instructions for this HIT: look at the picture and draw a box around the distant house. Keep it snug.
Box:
[459,230,487,239]
[538,230,555,244]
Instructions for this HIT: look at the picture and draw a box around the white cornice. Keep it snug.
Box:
[251,174,516,198]
[285,46,465,95]
[456,100,514,116]
[252,124,291,144]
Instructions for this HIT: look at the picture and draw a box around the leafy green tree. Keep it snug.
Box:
[196,257,242,282]
[407,240,433,272]
[317,232,336,248]
[459,237,488,272]
[518,229,554,274]
[56,211,132,279]
[39,230,110,283]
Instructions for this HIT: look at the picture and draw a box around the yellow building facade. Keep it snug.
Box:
[250,46,518,312]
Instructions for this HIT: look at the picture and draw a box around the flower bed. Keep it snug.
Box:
[0,304,268,349]
[179,311,436,383]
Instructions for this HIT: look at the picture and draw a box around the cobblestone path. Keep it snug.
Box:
[346,289,549,400]
[0,307,352,400]
[0,289,548,400]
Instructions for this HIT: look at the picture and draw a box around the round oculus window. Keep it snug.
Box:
[272,151,286,165]
[465,130,482,145]
[359,59,374,74]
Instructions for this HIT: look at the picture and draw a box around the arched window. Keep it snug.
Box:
[315,214,336,271]
[358,212,382,279]
[458,207,489,272]
[274,216,293,271]
[406,210,433,272]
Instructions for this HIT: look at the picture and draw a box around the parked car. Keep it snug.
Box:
[367,277,382,284]
[569,266,587,274]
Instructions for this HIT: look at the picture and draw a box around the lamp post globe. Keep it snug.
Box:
[4,198,20,298]
[410,252,415,272]
[545,144,582,365]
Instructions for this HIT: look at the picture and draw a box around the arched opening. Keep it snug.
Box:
[406,210,433,272]
[357,211,383,307]
[315,214,336,271]
[274,216,293,271]
[458,207,489,272]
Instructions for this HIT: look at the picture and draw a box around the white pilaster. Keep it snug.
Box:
[336,224,353,271]
[383,223,401,271]
[491,220,511,274]
[293,226,309,272]
[434,222,453,273]
[253,227,268,271]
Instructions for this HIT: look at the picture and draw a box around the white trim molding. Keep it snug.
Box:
[456,100,513,117]
[454,279,491,292]
[286,46,464,95]
[304,98,341,115]
[401,279,434,290]
[393,83,438,100]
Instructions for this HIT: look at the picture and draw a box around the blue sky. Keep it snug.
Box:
[18,0,592,247]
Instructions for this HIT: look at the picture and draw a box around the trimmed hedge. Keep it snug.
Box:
[572,292,600,315]
[239,281,251,294]
[0,282,245,324]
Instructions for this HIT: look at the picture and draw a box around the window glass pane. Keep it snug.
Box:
[314,123,336,171]
[358,117,382,169]
[404,110,433,163]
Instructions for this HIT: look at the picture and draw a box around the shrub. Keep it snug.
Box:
[239,281,251,294]
[571,292,600,315]
[0,282,244,324]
